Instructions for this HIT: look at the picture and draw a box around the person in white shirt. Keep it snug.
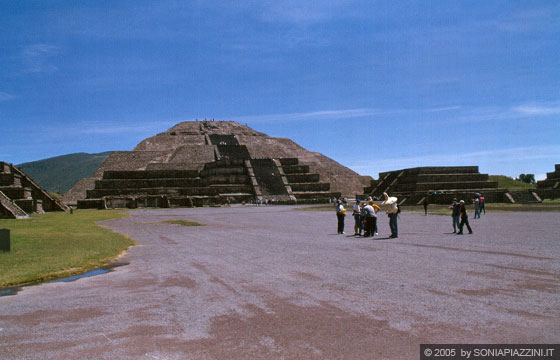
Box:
[382,192,399,238]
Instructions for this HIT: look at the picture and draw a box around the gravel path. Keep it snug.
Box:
[1,206,559,359]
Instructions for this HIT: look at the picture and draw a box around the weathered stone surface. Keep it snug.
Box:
[537,164,560,189]
[364,166,504,205]
[70,121,368,208]
[0,162,66,218]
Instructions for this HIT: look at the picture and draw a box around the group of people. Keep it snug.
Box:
[447,195,484,234]
[448,198,472,234]
[336,193,486,237]
[473,195,485,219]
[335,192,400,238]
[246,198,277,206]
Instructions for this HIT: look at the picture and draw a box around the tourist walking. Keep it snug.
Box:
[473,197,481,219]
[448,198,461,233]
[423,197,429,215]
[353,199,363,235]
[457,200,473,235]
[336,200,346,234]
[480,196,485,214]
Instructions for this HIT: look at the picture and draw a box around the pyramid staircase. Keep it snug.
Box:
[78,156,343,209]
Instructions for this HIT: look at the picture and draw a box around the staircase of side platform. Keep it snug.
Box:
[7,163,67,212]
[0,190,28,219]
[0,161,64,217]
[506,190,543,203]
[368,171,401,197]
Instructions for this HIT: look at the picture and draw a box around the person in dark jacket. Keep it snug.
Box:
[457,200,473,235]
[448,198,461,233]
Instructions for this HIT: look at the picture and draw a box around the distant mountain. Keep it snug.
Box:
[17,152,112,194]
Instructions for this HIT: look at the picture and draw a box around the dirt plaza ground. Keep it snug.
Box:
[1,206,559,359]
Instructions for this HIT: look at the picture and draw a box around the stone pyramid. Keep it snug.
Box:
[69,121,370,208]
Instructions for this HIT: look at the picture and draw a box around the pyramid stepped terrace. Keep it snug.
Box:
[71,121,371,209]
[363,166,507,205]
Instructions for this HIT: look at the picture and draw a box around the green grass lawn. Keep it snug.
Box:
[0,210,134,288]
[489,175,536,190]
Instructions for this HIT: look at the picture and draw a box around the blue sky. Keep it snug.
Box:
[1,0,559,180]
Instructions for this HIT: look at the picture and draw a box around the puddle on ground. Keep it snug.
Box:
[47,268,110,283]
[0,262,129,297]
[0,287,21,297]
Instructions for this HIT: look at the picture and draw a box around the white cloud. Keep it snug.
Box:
[423,106,461,113]
[256,0,359,24]
[226,100,559,125]
[0,92,16,102]
[21,44,60,73]
[535,173,547,181]
[490,6,560,33]
[512,105,560,116]
[66,122,175,135]
[227,108,385,123]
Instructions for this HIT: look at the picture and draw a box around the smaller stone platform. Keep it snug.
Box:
[0,162,67,218]
[363,166,507,205]
[534,164,560,201]
[538,164,560,190]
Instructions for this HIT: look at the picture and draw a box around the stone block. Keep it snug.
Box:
[95,178,200,189]
[103,170,199,180]
[289,182,330,192]
[203,159,246,169]
[279,158,299,166]
[0,162,10,173]
[0,186,30,199]
[201,174,249,186]
[77,199,106,209]
[15,199,43,213]
[87,187,182,197]
[292,191,340,200]
[0,228,9,252]
[200,167,246,177]
[286,174,320,183]
[0,173,21,186]
[281,165,310,174]
[168,145,216,164]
